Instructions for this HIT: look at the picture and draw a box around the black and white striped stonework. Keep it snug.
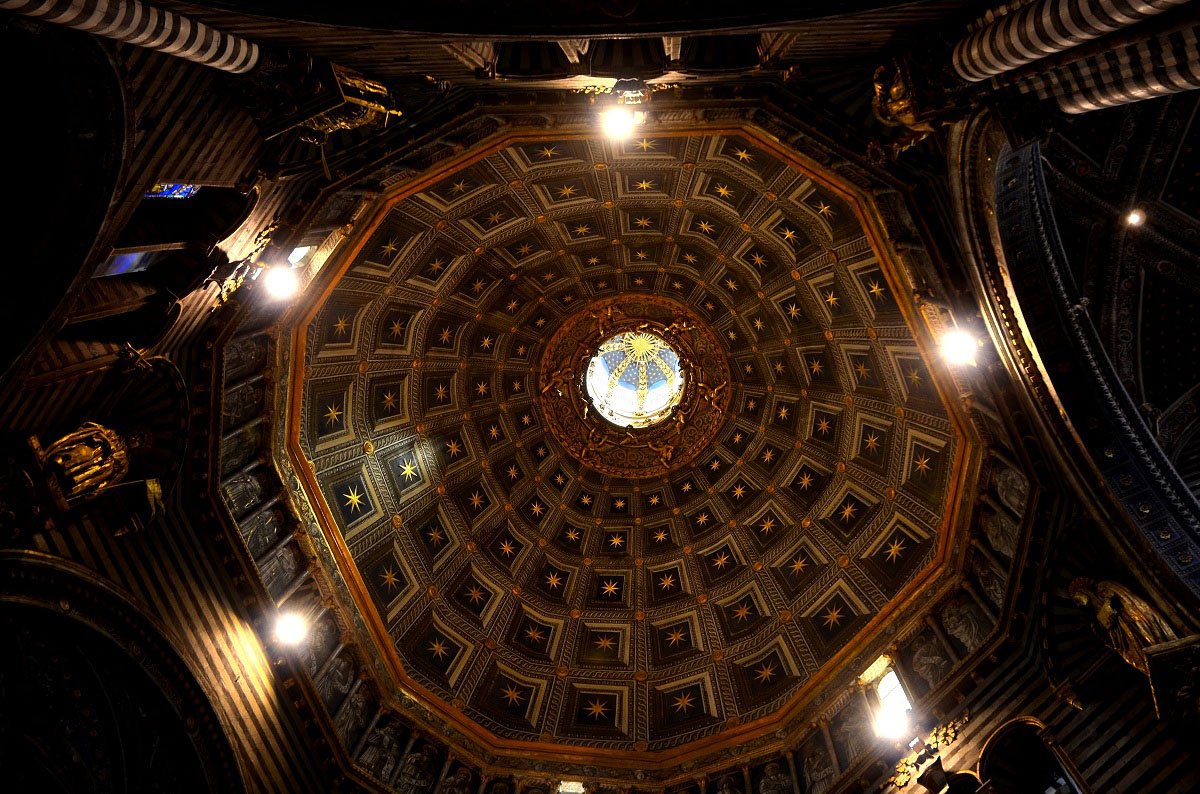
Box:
[1014,22,1200,112]
[953,0,1192,82]
[0,0,260,73]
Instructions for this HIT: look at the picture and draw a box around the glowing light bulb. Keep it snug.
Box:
[600,107,637,140]
[939,329,978,367]
[263,265,300,300]
[274,612,308,645]
[1124,209,1145,226]
[874,707,911,739]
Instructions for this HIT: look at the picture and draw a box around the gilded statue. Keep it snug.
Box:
[1069,577,1178,676]
[870,58,963,161]
[30,422,130,509]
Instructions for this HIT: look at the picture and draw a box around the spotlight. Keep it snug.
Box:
[874,708,911,739]
[939,329,978,367]
[600,107,640,140]
[1124,208,1146,226]
[263,265,300,300]
[274,611,308,646]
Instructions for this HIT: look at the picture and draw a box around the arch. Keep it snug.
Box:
[0,18,127,377]
[0,550,246,792]
[977,717,1090,794]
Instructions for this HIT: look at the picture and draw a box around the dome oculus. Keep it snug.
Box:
[586,332,684,428]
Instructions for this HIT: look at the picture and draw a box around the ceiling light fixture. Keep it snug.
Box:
[1124,208,1146,226]
[263,264,301,300]
[939,329,978,367]
[274,611,308,645]
[600,106,642,140]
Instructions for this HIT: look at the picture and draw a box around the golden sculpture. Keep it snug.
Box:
[870,59,962,161]
[1069,577,1178,676]
[30,422,130,509]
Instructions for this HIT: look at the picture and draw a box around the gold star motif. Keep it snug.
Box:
[472,278,487,294]
[839,501,858,522]
[816,417,832,435]
[682,252,698,264]
[822,605,844,629]
[759,516,776,534]
[601,579,620,597]
[382,391,398,412]
[507,464,519,480]
[399,460,419,481]
[323,403,343,427]
[855,361,872,379]
[501,685,524,706]
[537,145,558,159]
[470,491,486,510]
[754,662,777,684]
[434,383,449,402]
[428,638,450,659]
[780,227,797,242]
[786,303,802,319]
[445,439,462,457]
[864,432,880,453]
[586,699,609,719]
[886,538,906,562]
[343,486,365,513]
[797,472,814,489]
[695,512,711,526]
[733,601,753,621]
[914,454,932,474]
[565,528,581,542]
[587,256,601,266]
[696,220,716,234]
[907,367,923,386]
[732,432,743,444]
[653,529,668,542]
[579,494,593,506]
[466,585,486,604]
[381,239,398,255]
[516,243,534,256]
[439,327,453,343]
[789,556,809,575]
[593,634,616,651]
[672,692,696,713]
[428,257,447,275]
[754,317,766,331]
[426,527,444,545]
[545,571,563,589]
[635,179,656,191]
[637,138,657,151]
[868,279,886,299]
[450,180,468,195]
[523,625,545,643]
[824,290,839,307]
[777,405,790,420]
[476,381,489,396]
[666,628,687,646]
[635,216,653,228]
[635,250,649,260]
[529,502,545,517]
[815,201,834,217]
[715,184,734,199]
[761,448,776,464]
[733,147,753,162]
[573,223,591,236]
[333,315,349,335]
[557,184,579,199]
[380,567,400,589]
[613,498,626,509]
[658,572,677,591]
[711,552,730,569]
[389,318,406,338]
[681,482,693,493]
[488,425,500,440]
[725,278,738,291]
[710,458,722,472]
[731,485,746,499]
[485,210,505,226]
[809,358,824,376]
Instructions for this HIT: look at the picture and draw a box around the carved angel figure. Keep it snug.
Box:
[1069,577,1178,675]
[802,748,835,794]
[758,762,791,794]
[396,743,438,794]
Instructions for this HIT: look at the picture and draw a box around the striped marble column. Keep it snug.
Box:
[953,0,1192,82]
[0,0,260,73]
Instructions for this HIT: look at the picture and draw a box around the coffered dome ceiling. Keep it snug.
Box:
[283,124,976,766]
